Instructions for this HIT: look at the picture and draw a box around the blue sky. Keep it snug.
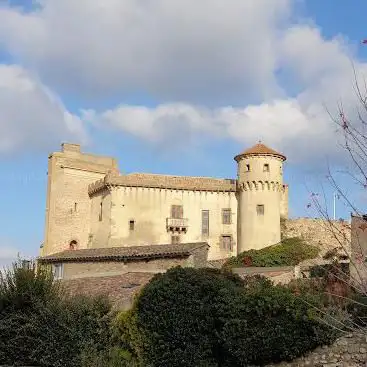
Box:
[0,0,367,265]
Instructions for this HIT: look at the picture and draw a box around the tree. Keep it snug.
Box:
[117,267,335,366]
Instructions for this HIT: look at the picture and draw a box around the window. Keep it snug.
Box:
[52,264,63,280]
[222,208,231,224]
[263,164,269,172]
[257,204,265,215]
[220,235,232,251]
[69,240,77,250]
[99,202,103,221]
[246,164,250,172]
[74,202,78,212]
[129,220,135,231]
[171,235,180,244]
[171,205,183,219]
[202,210,209,236]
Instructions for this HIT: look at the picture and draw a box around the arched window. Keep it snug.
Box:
[69,240,78,250]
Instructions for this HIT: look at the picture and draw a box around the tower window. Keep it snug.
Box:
[99,202,103,221]
[129,220,135,231]
[202,210,209,236]
[222,209,232,224]
[257,205,265,215]
[171,235,180,244]
[263,164,269,172]
[74,202,78,212]
[246,164,250,172]
[220,235,233,251]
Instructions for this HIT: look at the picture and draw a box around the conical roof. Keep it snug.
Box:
[234,142,286,162]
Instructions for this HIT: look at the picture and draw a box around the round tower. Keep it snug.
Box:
[234,142,286,254]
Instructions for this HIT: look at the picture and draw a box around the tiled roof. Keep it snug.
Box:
[88,172,237,195]
[62,272,155,310]
[235,143,286,161]
[38,242,209,263]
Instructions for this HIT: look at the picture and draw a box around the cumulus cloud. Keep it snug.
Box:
[0,1,366,164]
[0,64,87,154]
[0,0,291,104]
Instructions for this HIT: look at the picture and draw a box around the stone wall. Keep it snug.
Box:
[268,331,367,367]
[233,266,296,285]
[283,218,351,258]
[62,257,190,280]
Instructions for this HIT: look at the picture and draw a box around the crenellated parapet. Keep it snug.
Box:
[237,180,283,192]
[88,172,237,196]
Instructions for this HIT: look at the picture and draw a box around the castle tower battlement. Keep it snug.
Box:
[235,142,287,253]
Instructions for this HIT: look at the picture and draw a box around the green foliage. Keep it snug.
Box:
[116,267,335,367]
[346,293,367,326]
[309,262,350,278]
[0,261,114,367]
[223,237,319,269]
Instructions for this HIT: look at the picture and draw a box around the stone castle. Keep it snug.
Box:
[41,142,289,261]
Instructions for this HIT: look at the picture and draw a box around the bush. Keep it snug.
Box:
[223,237,319,269]
[0,261,115,367]
[117,267,336,366]
[346,292,367,326]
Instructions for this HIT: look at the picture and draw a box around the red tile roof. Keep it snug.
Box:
[235,143,286,161]
[38,242,209,263]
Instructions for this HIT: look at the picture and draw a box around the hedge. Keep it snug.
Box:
[223,237,319,269]
[117,267,336,366]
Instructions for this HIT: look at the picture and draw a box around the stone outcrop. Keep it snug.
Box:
[267,331,367,367]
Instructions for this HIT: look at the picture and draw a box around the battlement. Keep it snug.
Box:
[61,143,81,154]
[88,172,237,196]
[237,180,284,192]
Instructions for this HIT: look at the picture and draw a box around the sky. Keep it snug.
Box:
[1,0,367,267]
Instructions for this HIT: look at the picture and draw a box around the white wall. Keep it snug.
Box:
[237,155,284,252]
[98,187,239,260]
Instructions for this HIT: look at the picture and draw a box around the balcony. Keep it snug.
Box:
[166,218,188,233]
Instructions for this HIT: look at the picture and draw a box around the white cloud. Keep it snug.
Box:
[85,98,326,163]
[0,64,87,154]
[0,0,292,103]
[0,1,366,164]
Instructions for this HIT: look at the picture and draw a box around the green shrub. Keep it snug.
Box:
[0,261,114,367]
[346,292,367,326]
[117,267,335,367]
[223,237,319,269]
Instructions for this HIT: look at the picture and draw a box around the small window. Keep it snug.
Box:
[246,164,250,172]
[263,164,269,172]
[171,205,183,219]
[202,210,209,236]
[257,204,265,215]
[171,235,180,244]
[74,202,77,212]
[129,220,135,231]
[69,240,77,250]
[222,209,231,224]
[99,202,103,221]
[52,264,64,280]
[220,235,233,251]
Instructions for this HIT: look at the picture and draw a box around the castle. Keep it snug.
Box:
[40,142,288,261]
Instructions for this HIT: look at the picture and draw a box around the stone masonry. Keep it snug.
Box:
[283,218,351,259]
[267,331,367,367]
